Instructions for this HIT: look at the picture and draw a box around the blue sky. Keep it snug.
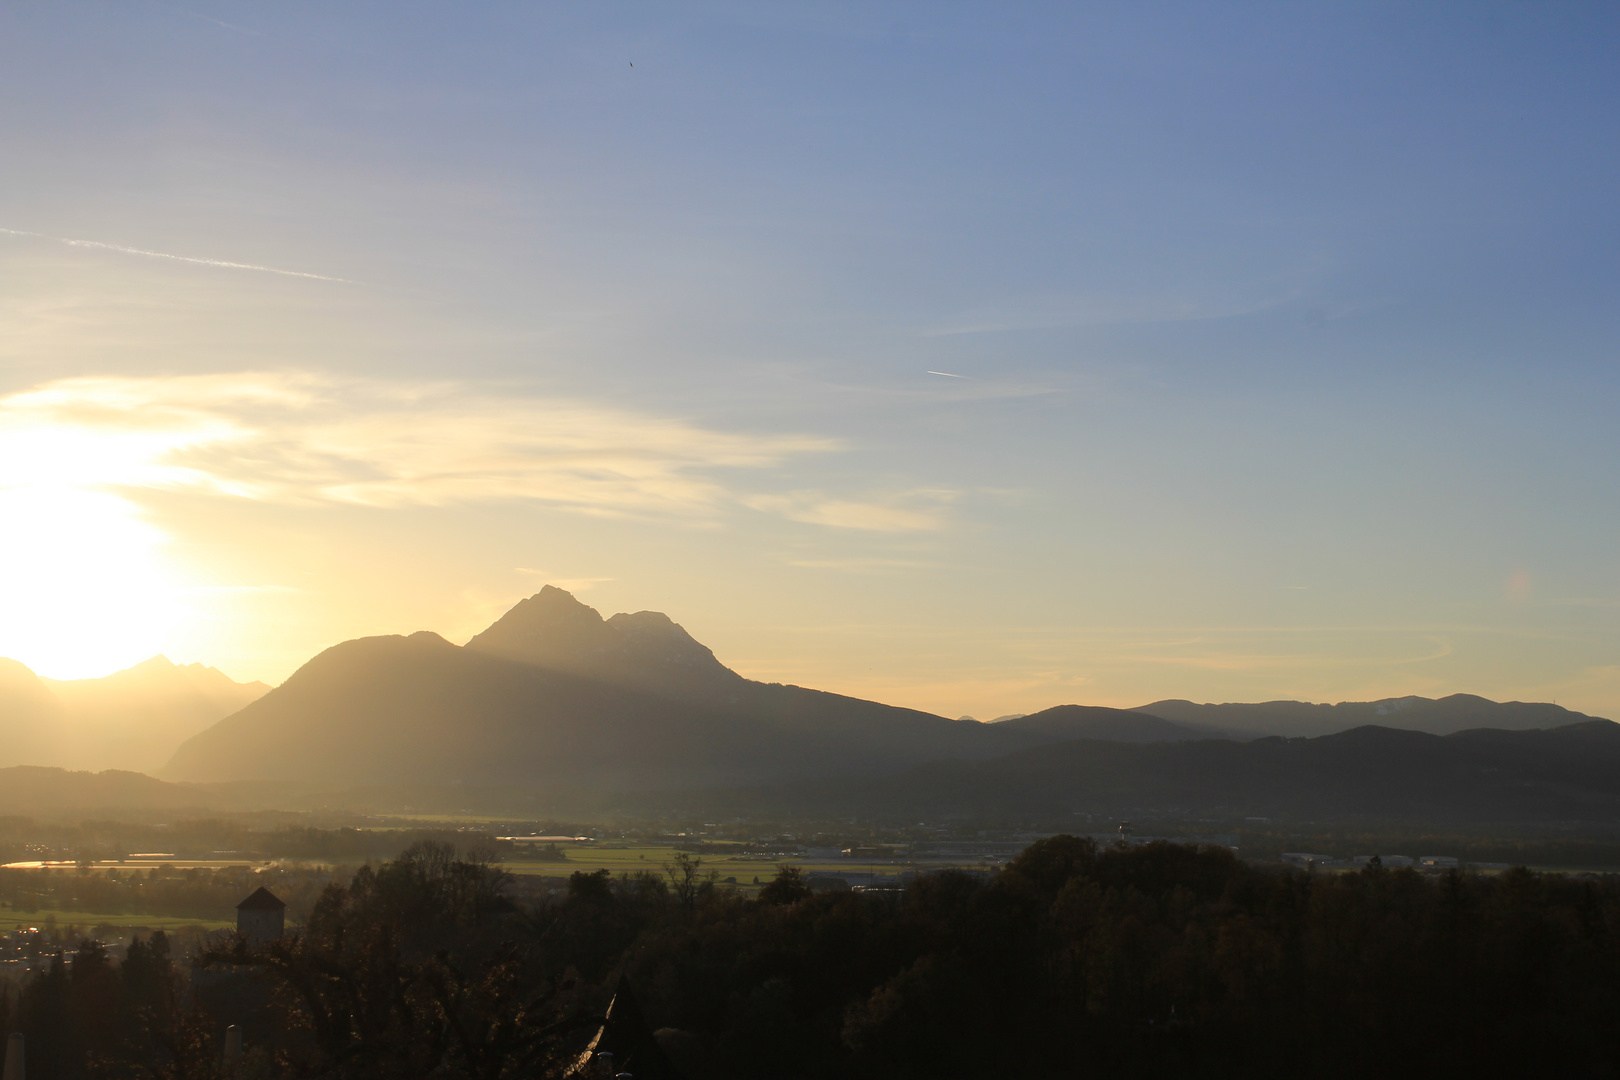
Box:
[2,2,1618,719]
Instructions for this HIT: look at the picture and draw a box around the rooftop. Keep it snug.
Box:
[236,886,286,911]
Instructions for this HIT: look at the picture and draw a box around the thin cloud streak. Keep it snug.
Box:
[745,488,960,532]
[921,283,1309,337]
[786,557,945,572]
[0,228,356,283]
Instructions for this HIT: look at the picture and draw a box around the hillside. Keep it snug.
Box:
[994,704,1222,743]
[1135,694,1606,738]
[717,720,1620,824]
[0,766,219,814]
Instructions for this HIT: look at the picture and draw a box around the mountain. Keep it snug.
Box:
[159,586,1610,804]
[0,658,68,767]
[711,720,1620,825]
[1135,694,1607,739]
[994,705,1223,743]
[45,656,271,773]
[0,656,269,772]
[163,590,1051,787]
[465,586,746,705]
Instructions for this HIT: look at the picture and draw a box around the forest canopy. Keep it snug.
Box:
[3,838,1618,1078]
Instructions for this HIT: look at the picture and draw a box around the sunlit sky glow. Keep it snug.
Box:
[3,3,1620,716]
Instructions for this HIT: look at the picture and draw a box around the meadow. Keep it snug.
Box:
[0,909,232,933]
[500,840,995,896]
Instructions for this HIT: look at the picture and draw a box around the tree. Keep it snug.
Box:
[757,865,812,906]
[662,852,715,918]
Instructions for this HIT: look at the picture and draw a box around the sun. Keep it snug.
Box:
[0,485,183,679]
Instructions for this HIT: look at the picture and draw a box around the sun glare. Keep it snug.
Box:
[0,484,183,679]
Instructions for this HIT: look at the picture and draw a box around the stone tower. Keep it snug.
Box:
[235,886,286,946]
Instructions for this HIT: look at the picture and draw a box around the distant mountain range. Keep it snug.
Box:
[1133,695,1604,739]
[157,587,1616,816]
[0,656,268,772]
[4,586,1615,825]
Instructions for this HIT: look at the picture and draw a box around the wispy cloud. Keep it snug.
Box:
[922,286,1306,337]
[151,2,260,35]
[785,557,944,572]
[0,373,837,519]
[745,488,959,532]
[0,228,354,283]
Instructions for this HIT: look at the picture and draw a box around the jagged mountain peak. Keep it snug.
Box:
[607,608,677,630]
[605,609,705,649]
[464,588,742,696]
[465,587,612,661]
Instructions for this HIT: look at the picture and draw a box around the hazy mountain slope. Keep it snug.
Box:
[994,705,1224,743]
[161,623,1043,788]
[44,656,271,772]
[0,766,218,813]
[0,658,67,767]
[1135,694,1605,738]
[728,720,1620,823]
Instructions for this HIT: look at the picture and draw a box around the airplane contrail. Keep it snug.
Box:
[926,370,970,379]
[0,227,356,283]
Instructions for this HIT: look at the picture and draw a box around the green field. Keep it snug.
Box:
[502,842,988,892]
[0,909,232,933]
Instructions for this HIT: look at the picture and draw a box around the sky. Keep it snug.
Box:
[2,1,1619,720]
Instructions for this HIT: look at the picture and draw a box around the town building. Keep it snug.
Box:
[236,886,286,946]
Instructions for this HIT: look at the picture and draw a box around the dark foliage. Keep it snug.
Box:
[542,839,1620,1079]
[755,865,811,906]
[11,838,1620,1078]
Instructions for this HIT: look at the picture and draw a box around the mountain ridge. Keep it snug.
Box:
[690,719,1620,824]
[162,588,1611,792]
[0,655,268,772]
[161,618,1045,787]
[1134,694,1605,738]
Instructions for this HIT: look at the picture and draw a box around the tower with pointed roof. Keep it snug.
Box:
[235,886,286,947]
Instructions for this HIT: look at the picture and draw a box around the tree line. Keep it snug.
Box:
[4,837,1619,1077]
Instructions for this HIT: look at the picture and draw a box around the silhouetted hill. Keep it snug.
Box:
[994,705,1223,743]
[720,720,1620,824]
[1135,694,1606,738]
[160,588,1613,804]
[162,604,1046,787]
[0,766,219,814]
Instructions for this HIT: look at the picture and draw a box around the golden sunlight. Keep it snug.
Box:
[0,484,183,679]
